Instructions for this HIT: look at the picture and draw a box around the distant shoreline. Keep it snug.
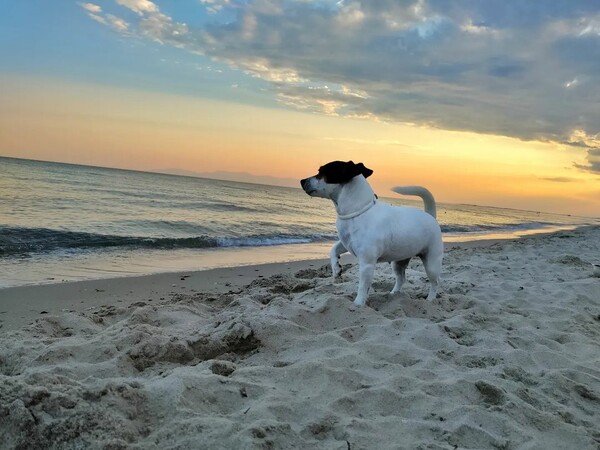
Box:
[3,156,598,219]
[0,155,302,191]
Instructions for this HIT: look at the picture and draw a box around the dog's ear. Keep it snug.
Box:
[319,160,372,184]
[356,163,373,178]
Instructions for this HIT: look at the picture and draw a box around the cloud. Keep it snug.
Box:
[540,177,578,183]
[115,0,159,15]
[79,2,108,25]
[79,2,102,13]
[78,2,132,32]
[83,0,600,172]
[199,0,233,14]
[106,14,130,32]
[575,148,600,174]
[79,0,187,42]
[569,129,600,174]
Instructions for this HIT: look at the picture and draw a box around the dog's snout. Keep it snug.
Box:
[301,177,316,195]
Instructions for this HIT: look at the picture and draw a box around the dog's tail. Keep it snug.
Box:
[391,186,437,218]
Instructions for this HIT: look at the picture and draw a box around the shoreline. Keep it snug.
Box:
[1,226,597,333]
[0,224,587,291]
[0,236,527,333]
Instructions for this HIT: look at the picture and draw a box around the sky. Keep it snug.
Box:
[1,0,599,216]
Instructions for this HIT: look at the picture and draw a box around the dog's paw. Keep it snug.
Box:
[332,263,343,278]
[352,298,366,307]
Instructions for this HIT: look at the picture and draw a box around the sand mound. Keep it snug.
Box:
[1,227,599,449]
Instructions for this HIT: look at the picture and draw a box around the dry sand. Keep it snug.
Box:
[1,227,599,449]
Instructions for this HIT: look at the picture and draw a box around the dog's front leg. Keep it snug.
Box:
[330,240,347,278]
[354,259,375,306]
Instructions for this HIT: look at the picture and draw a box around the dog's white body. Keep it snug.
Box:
[302,172,443,306]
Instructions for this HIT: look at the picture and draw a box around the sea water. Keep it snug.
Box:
[1,156,596,287]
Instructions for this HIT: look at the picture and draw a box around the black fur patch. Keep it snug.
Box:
[317,161,373,184]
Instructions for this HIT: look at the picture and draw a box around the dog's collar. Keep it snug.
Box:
[336,197,377,220]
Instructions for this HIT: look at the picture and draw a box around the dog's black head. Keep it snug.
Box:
[301,161,373,197]
[316,161,373,184]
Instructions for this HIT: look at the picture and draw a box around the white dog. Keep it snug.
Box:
[301,160,443,306]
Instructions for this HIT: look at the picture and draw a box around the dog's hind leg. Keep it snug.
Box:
[391,259,410,294]
[330,240,347,278]
[421,251,442,301]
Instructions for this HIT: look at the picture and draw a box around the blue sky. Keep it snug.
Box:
[0,1,270,105]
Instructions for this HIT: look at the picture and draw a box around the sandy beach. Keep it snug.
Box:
[1,227,599,449]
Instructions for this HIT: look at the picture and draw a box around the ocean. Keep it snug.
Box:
[1,156,597,288]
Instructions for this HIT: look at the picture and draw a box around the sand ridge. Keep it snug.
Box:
[1,227,599,449]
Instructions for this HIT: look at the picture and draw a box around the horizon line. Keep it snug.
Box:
[1,154,597,219]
